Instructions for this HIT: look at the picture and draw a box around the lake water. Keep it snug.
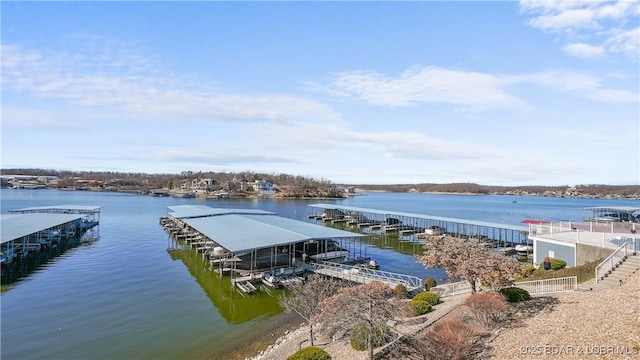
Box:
[1,189,637,359]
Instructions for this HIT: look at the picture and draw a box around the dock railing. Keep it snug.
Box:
[431,280,473,298]
[513,276,577,295]
[595,241,636,283]
[305,261,423,291]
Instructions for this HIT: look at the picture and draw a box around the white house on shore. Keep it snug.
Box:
[254,180,276,195]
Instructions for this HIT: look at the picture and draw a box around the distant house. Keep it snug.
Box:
[254,180,276,195]
[192,178,215,193]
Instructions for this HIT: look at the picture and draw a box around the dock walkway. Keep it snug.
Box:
[305,261,423,292]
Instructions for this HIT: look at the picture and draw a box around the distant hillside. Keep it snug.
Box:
[345,183,640,199]
[2,168,639,199]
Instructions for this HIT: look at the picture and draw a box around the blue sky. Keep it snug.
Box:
[1,1,639,186]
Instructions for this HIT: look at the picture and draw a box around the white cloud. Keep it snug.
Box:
[1,107,89,130]
[510,70,638,102]
[604,27,640,58]
[563,42,605,58]
[322,66,638,109]
[520,0,640,60]
[322,66,526,110]
[0,42,338,124]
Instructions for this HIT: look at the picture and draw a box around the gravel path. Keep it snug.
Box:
[488,271,640,359]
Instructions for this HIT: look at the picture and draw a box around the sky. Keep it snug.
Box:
[1,1,639,186]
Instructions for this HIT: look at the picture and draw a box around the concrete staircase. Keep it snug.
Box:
[591,253,640,291]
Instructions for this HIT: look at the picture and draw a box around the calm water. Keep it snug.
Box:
[1,189,637,359]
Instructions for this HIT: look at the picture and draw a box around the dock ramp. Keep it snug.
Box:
[305,261,423,292]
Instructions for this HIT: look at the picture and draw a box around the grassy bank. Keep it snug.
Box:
[519,260,599,284]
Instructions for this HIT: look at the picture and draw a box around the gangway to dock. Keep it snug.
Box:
[305,261,423,292]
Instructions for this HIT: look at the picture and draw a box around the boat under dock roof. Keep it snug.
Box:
[1,213,85,244]
[309,204,528,232]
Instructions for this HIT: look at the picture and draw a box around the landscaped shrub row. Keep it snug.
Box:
[411,291,439,316]
[539,258,567,270]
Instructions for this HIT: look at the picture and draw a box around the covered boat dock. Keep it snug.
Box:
[162,205,368,272]
[161,205,424,292]
[308,204,529,247]
[1,205,101,267]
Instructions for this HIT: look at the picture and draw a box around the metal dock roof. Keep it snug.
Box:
[309,203,529,232]
[167,205,274,219]
[1,213,84,244]
[167,205,366,253]
[9,205,101,213]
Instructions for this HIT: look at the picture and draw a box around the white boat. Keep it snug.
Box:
[515,244,533,255]
[0,248,16,265]
[498,247,516,255]
[425,226,446,236]
[355,259,380,270]
[309,250,349,262]
[261,272,283,288]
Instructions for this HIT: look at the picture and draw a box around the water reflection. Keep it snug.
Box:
[1,230,100,290]
[167,246,284,324]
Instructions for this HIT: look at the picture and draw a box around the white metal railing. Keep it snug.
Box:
[530,221,637,236]
[513,276,577,295]
[305,261,423,291]
[595,241,636,283]
[432,280,473,298]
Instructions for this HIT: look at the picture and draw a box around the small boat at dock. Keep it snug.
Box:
[261,272,283,288]
[424,226,446,236]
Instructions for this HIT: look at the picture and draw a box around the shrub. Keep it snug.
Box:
[422,319,474,360]
[499,287,531,302]
[538,258,567,270]
[464,292,509,329]
[411,292,439,316]
[349,323,391,351]
[521,265,536,276]
[425,277,437,290]
[413,291,440,306]
[393,284,408,299]
[287,346,331,360]
[550,258,567,270]
[412,301,432,316]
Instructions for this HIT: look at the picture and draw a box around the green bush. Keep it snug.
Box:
[499,287,531,302]
[393,284,408,299]
[411,291,439,316]
[412,300,432,316]
[425,277,437,290]
[287,346,331,360]
[413,291,440,306]
[539,258,567,270]
[350,323,391,351]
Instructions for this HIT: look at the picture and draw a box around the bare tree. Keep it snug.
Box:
[315,281,404,360]
[278,274,342,346]
[418,235,521,292]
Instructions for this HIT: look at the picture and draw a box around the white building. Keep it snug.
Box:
[254,180,276,195]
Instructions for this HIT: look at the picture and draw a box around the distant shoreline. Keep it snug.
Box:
[2,187,639,201]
